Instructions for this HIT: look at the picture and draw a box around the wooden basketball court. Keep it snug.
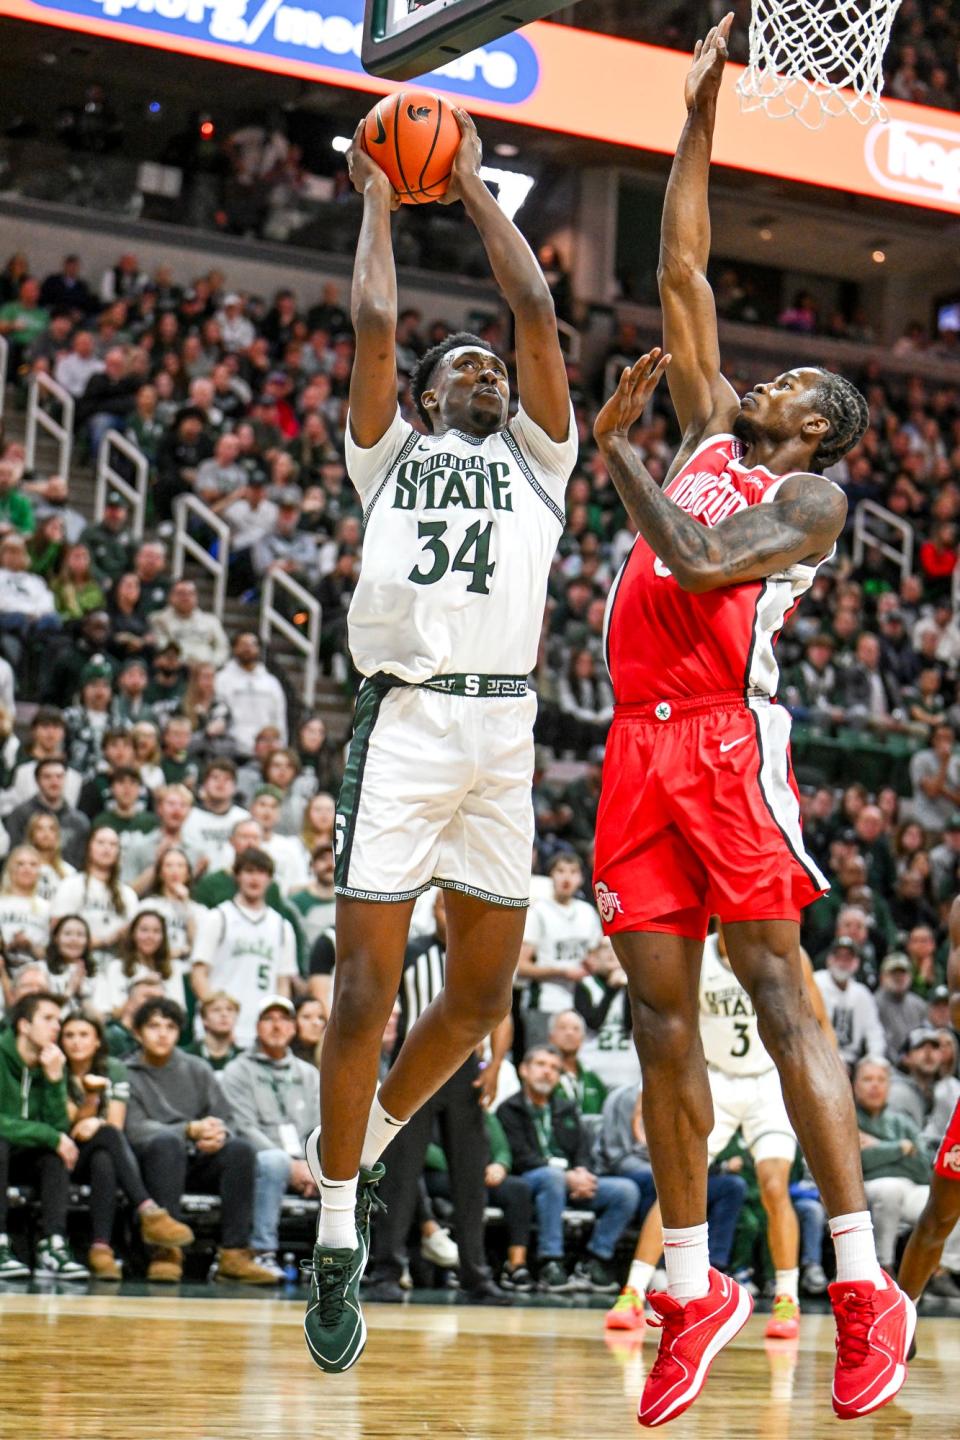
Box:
[1,1293,955,1438]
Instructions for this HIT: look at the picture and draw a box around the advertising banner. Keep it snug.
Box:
[3,0,960,216]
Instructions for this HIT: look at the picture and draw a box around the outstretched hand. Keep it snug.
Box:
[593,349,671,444]
[685,12,734,111]
[439,107,483,206]
[347,117,400,208]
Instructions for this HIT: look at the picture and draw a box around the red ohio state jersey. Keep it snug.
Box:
[604,433,827,704]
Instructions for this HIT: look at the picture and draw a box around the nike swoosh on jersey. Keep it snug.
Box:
[719,735,751,753]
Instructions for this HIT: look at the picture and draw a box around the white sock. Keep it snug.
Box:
[775,1268,799,1303]
[316,1172,359,1250]
[829,1211,885,1288]
[662,1223,710,1303]
[360,1093,407,1170]
[628,1259,656,1297]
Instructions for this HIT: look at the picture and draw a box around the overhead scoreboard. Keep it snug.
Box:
[361,0,568,78]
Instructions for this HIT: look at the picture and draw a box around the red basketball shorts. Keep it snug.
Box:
[934,1098,960,1182]
[593,693,829,940]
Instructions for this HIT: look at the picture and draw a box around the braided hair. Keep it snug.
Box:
[410,331,499,428]
[811,370,869,472]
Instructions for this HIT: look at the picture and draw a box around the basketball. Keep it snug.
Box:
[362,89,462,205]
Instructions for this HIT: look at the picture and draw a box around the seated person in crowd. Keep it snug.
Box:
[123,996,278,1284]
[497,1044,639,1292]
[0,992,88,1279]
[190,848,298,1049]
[59,1009,193,1278]
[876,953,929,1065]
[181,759,250,874]
[249,786,309,896]
[289,840,336,952]
[1,706,81,814]
[548,1009,607,1116]
[855,1056,960,1297]
[105,976,165,1059]
[151,579,230,671]
[517,851,604,1049]
[888,1025,952,1129]
[813,935,886,1070]
[93,766,158,885]
[214,633,287,759]
[185,990,243,1071]
[220,995,320,1278]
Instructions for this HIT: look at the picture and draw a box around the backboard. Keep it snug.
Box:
[361,0,570,80]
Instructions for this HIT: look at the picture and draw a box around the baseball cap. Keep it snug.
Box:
[106,491,127,508]
[276,486,302,507]
[266,370,288,386]
[901,1025,941,1054]
[881,953,912,975]
[830,934,860,957]
[253,784,284,803]
[258,994,295,1020]
[223,293,242,306]
[929,985,950,1005]
[80,657,113,685]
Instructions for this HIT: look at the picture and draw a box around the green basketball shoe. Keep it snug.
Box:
[303,1237,368,1373]
[355,1162,386,1262]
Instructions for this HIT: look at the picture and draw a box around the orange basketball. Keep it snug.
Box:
[362,90,462,205]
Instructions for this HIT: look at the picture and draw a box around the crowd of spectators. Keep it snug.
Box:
[0,242,957,1300]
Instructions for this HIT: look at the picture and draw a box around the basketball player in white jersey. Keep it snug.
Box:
[700,925,832,1340]
[190,848,298,1048]
[304,108,575,1372]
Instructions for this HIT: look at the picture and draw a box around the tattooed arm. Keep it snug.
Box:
[595,353,847,594]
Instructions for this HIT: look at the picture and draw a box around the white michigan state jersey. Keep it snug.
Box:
[699,934,773,1078]
[345,404,577,680]
[193,899,297,1047]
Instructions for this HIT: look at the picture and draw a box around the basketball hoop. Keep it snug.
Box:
[736,0,905,129]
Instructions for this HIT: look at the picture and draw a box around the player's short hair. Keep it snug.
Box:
[811,370,869,471]
[410,332,501,428]
[9,991,62,1034]
[233,845,275,878]
[132,995,185,1035]
[521,1043,562,1066]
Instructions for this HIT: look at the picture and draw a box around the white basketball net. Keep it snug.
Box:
[736,0,905,129]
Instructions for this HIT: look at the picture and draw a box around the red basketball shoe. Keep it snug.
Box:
[638,1268,753,1427]
[829,1272,916,1420]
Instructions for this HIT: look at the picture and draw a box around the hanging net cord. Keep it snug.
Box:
[736,0,905,127]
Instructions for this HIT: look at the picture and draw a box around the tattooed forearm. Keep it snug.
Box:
[601,434,845,593]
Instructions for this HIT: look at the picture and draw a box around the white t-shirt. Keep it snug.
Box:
[37,860,77,904]
[699,934,773,1078]
[0,894,50,963]
[521,895,603,1015]
[192,898,298,1046]
[345,404,577,680]
[181,804,251,875]
[50,873,138,964]
[263,832,310,896]
[92,956,189,1017]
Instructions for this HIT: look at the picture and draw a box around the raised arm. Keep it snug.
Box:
[346,122,401,448]
[444,109,570,441]
[594,354,846,592]
[658,15,739,441]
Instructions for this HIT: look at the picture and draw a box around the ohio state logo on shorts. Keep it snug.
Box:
[940,1143,960,1175]
[594,880,624,924]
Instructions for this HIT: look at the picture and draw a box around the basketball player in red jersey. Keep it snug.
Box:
[592,16,914,1427]
[898,896,960,1321]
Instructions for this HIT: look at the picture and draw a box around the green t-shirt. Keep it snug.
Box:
[0,302,49,344]
[0,490,35,536]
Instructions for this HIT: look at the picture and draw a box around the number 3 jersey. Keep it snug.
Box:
[699,934,774,1078]
[345,405,577,681]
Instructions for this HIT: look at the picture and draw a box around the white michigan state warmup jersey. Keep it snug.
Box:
[336,402,577,906]
[193,899,297,1047]
[700,934,796,1164]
